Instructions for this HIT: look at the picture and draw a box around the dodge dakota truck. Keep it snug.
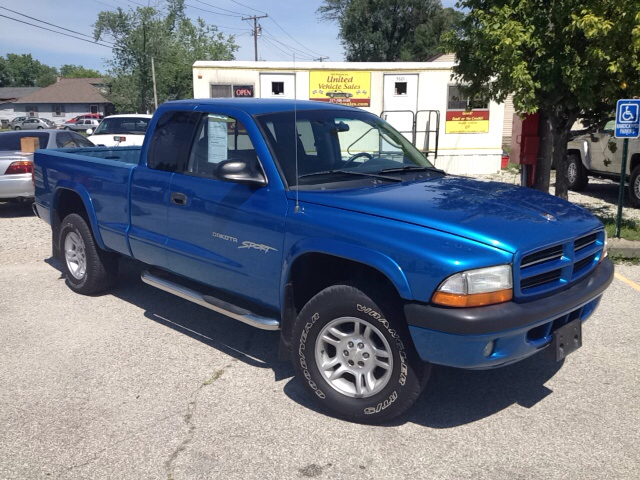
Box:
[33,99,614,423]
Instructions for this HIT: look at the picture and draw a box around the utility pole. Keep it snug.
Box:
[242,14,268,61]
[151,57,158,110]
[314,56,329,62]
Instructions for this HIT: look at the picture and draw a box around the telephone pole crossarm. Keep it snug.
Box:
[242,14,268,61]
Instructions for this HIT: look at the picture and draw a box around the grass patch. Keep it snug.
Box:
[594,215,640,241]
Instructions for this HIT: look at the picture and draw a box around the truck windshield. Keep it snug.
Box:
[254,109,437,189]
[93,117,150,136]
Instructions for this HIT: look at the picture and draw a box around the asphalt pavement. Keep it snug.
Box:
[1,201,639,480]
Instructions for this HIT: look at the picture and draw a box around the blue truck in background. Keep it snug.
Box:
[33,99,614,423]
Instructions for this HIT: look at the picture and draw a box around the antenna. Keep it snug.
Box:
[293,53,300,213]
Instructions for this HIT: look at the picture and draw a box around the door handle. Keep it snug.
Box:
[171,192,187,206]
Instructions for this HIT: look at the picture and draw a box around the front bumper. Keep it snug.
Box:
[406,258,614,369]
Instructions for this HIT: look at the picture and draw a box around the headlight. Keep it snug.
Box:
[432,265,513,307]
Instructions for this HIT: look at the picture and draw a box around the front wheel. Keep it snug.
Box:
[291,285,429,424]
[14,126,21,130]
[629,165,640,208]
[565,153,588,191]
[59,213,118,295]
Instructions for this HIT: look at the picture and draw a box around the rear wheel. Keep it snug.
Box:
[59,213,118,295]
[14,126,21,130]
[565,153,588,191]
[291,284,429,424]
[629,165,640,208]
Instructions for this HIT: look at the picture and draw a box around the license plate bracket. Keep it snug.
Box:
[551,318,582,362]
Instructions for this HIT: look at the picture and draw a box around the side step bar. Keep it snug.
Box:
[141,271,280,331]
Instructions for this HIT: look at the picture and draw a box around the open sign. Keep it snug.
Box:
[234,85,254,98]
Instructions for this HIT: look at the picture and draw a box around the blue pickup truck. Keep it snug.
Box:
[34,99,614,423]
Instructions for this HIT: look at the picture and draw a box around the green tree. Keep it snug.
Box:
[318,0,460,61]
[94,0,237,113]
[59,65,103,78]
[0,54,57,87]
[442,0,640,198]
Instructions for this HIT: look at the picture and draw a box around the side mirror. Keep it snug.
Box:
[218,159,267,187]
[86,129,93,135]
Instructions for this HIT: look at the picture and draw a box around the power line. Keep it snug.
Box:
[184,2,244,18]
[191,0,249,17]
[0,6,115,46]
[261,29,316,60]
[266,16,325,58]
[0,13,113,48]
[227,0,267,16]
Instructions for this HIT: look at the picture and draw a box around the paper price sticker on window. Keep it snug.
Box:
[615,99,640,138]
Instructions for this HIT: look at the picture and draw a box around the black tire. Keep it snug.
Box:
[14,126,21,130]
[629,165,640,208]
[58,213,118,295]
[37,126,43,129]
[565,153,588,191]
[291,284,430,424]
[64,126,71,131]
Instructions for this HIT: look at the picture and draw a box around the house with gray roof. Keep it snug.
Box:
[7,77,114,125]
[0,87,41,126]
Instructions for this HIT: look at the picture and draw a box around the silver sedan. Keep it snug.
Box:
[0,130,94,201]
[13,118,57,130]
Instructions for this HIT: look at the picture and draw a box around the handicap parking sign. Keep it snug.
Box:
[615,99,640,138]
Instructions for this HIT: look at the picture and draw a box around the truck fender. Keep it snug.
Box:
[280,237,413,304]
[52,182,107,251]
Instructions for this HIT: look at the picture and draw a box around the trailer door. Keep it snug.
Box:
[382,74,419,142]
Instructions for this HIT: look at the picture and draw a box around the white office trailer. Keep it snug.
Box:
[193,61,507,175]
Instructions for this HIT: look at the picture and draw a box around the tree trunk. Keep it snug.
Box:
[534,110,553,193]
[551,115,571,200]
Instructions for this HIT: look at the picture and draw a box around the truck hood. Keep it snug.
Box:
[296,177,601,253]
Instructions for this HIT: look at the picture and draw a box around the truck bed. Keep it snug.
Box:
[34,147,142,256]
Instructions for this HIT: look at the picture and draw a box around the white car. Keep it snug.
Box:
[88,114,152,147]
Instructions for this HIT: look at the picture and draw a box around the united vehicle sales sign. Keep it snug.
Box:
[615,99,640,138]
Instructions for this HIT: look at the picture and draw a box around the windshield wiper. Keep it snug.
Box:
[298,169,401,182]
[379,165,445,174]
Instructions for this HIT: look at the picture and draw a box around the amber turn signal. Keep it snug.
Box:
[432,288,513,308]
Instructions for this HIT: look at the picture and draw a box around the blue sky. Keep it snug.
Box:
[0,0,458,73]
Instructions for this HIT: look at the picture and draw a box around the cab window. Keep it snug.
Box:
[186,114,258,179]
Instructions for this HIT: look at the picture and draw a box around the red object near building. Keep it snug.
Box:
[510,112,539,187]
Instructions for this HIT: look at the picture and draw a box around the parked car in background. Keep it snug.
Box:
[87,114,152,146]
[0,129,94,201]
[64,118,100,132]
[566,118,640,207]
[9,116,28,130]
[64,113,104,126]
[14,118,57,130]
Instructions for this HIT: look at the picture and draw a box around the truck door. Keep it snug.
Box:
[165,111,288,311]
[588,120,615,173]
[382,74,419,142]
[129,111,201,268]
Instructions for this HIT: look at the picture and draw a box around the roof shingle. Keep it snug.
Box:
[14,78,110,104]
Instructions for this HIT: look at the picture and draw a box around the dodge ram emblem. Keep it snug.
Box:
[540,212,557,221]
